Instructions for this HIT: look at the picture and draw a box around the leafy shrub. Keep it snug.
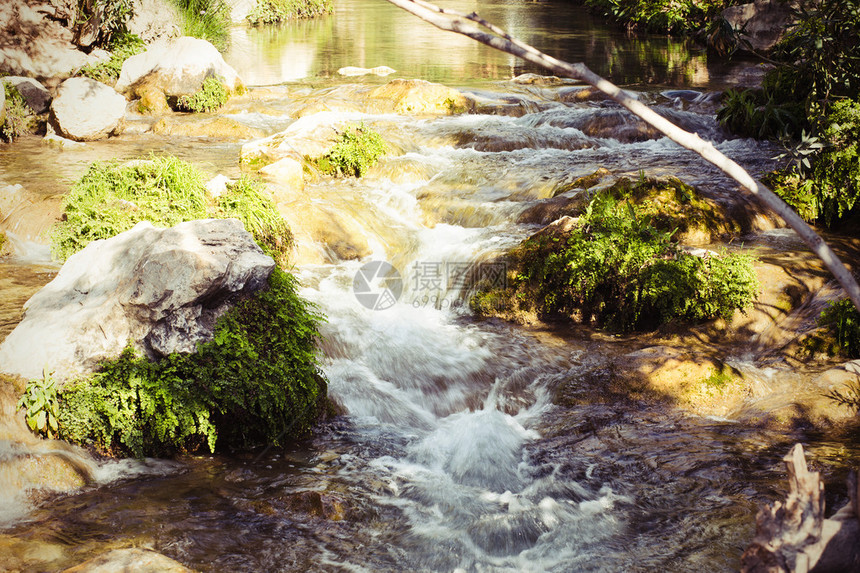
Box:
[58,268,327,457]
[77,33,145,84]
[769,0,860,124]
[583,0,733,35]
[1,82,34,142]
[763,99,860,226]
[50,155,292,266]
[717,87,804,140]
[18,371,60,439]
[472,192,759,332]
[247,0,333,25]
[316,124,387,178]
[818,298,860,358]
[173,0,232,52]
[175,76,229,113]
[215,176,294,267]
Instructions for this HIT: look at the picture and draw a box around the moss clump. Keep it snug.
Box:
[315,123,387,178]
[50,155,293,266]
[247,0,333,25]
[472,192,760,332]
[1,82,35,142]
[57,268,327,457]
[605,175,738,242]
[175,76,229,113]
[77,33,145,85]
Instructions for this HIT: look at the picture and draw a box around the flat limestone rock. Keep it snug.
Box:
[0,219,275,383]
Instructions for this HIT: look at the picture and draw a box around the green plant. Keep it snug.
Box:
[76,0,135,48]
[175,76,229,113]
[584,0,733,35]
[247,0,333,25]
[58,268,327,457]
[316,123,387,178]
[50,155,293,266]
[1,82,34,142]
[763,99,860,226]
[17,370,60,438]
[472,191,759,332]
[717,87,803,139]
[216,177,294,267]
[819,298,860,358]
[769,0,860,124]
[78,33,145,84]
[173,0,232,52]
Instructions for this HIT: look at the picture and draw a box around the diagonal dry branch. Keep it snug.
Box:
[385,0,860,313]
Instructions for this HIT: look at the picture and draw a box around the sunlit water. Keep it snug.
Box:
[1,1,858,571]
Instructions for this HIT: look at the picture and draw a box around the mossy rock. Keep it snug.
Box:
[57,268,328,457]
[605,176,740,245]
[471,191,759,333]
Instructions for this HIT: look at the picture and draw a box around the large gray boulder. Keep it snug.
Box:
[115,36,243,100]
[0,218,276,383]
[1,76,51,114]
[49,77,126,141]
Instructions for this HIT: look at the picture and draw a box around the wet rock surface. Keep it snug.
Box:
[0,219,275,382]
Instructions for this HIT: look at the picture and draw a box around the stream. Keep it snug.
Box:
[1,0,859,571]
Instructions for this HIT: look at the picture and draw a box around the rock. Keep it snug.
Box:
[722,0,795,53]
[337,66,396,77]
[229,0,257,22]
[49,77,126,141]
[116,37,244,101]
[150,116,265,139]
[1,76,51,114]
[240,111,346,165]
[128,0,182,43]
[260,157,305,190]
[0,0,92,79]
[204,174,233,198]
[0,219,276,383]
[136,84,171,114]
[62,548,195,573]
[517,193,589,226]
[365,79,468,115]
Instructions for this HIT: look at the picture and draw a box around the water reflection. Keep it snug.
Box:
[224,0,749,88]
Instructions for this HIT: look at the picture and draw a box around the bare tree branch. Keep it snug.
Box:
[385,0,860,313]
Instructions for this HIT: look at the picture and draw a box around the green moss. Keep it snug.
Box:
[315,123,387,178]
[77,33,145,85]
[605,175,737,240]
[247,0,333,25]
[472,191,760,332]
[50,155,292,266]
[58,268,327,457]
[175,76,229,113]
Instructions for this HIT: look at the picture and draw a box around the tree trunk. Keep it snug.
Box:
[384,0,860,314]
[740,444,860,573]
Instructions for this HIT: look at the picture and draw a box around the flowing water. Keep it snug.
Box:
[1,0,859,571]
